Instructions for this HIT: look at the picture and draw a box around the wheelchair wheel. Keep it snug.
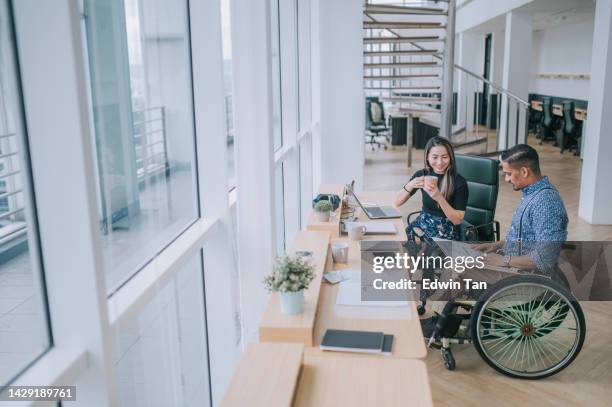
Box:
[471,275,585,379]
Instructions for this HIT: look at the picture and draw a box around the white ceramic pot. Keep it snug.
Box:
[280,290,304,315]
[315,210,331,222]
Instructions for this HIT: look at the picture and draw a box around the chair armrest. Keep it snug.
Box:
[462,220,501,242]
[407,211,422,224]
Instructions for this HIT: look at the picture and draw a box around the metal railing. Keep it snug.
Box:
[362,0,529,152]
[0,131,27,250]
[132,106,169,183]
[0,132,24,222]
[452,65,530,154]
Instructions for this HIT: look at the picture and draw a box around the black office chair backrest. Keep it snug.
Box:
[542,97,553,127]
[365,97,379,129]
[456,154,499,241]
[563,101,575,134]
[368,100,385,126]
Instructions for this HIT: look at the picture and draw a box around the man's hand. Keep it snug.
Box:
[471,242,501,253]
[483,253,506,267]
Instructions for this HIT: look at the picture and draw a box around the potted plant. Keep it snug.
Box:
[263,255,316,315]
[314,200,333,222]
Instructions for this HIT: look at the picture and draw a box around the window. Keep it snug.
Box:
[83,0,199,292]
[113,254,210,406]
[221,0,236,190]
[274,163,285,255]
[271,0,283,151]
[0,0,50,385]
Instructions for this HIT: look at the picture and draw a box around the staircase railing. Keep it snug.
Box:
[453,64,530,155]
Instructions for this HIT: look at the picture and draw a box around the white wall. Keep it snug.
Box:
[317,0,364,189]
[456,0,533,33]
[530,19,594,100]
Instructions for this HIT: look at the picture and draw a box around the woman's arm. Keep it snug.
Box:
[394,176,424,207]
[422,183,465,225]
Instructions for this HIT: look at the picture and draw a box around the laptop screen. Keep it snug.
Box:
[347,185,369,213]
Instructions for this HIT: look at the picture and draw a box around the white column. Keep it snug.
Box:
[578,0,612,225]
[190,0,240,403]
[317,0,364,189]
[231,0,276,342]
[457,32,481,132]
[13,1,116,404]
[490,31,505,85]
[499,11,532,150]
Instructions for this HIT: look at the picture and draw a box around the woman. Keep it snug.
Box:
[394,136,468,242]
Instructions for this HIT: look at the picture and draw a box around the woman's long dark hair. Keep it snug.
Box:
[423,136,456,200]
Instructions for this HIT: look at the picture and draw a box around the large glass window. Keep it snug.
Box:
[84,0,199,292]
[113,254,210,407]
[0,0,50,385]
[221,0,236,189]
[271,0,283,151]
[274,163,285,255]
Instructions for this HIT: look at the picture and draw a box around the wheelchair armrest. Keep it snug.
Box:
[461,220,501,242]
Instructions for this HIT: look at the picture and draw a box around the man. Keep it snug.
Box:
[475,144,568,272]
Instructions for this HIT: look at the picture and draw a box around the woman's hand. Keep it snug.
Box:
[405,177,424,192]
[423,182,442,202]
[394,176,424,207]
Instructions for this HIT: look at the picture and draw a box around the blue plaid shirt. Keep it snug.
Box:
[503,176,568,272]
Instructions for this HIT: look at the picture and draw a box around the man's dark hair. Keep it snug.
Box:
[501,144,541,174]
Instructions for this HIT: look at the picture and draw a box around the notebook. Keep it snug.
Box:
[382,334,394,355]
[320,329,384,354]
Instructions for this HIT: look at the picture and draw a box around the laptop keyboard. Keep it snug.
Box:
[366,207,386,217]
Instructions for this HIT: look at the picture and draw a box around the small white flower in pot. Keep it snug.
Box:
[263,255,316,315]
[314,200,333,222]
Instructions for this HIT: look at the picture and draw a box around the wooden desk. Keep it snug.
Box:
[260,188,426,359]
[259,231,332,345]
[220,343,303,407]
[306,184,344,238]
[294,355,432,407]
[575,107,587,121]
[222,343,433,407]
[307,190,426,359]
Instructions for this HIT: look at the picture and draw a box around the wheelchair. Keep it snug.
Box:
[408,238,586,379]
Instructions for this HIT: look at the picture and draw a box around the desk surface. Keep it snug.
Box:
[531,100,588,121]
[259,231,331,346]
[222,343,432,407]
[294,355,432,407]
[220,343,303,407]
[310,189,427,359]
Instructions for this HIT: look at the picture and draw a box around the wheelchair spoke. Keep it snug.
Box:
[475,279,584,377]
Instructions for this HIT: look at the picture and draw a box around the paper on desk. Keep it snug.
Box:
[336,270,409,308]
[344,221,397,234]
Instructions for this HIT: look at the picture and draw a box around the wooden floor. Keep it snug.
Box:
[364,135,612,407]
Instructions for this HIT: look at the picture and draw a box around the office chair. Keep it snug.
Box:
[455,154,501,242]
[407,154,500,243]
[407,154,500,316]
[560,101,582,156]
[538,97,559,145]
[365,98,389,151]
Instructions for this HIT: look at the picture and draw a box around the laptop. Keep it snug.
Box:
[347,186,402,219]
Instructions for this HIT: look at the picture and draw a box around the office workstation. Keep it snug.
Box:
[222,185,432,406]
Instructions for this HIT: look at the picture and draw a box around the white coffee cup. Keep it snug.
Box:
[331,242,349,263]
[348,225,367,241]
[424,175,438,188]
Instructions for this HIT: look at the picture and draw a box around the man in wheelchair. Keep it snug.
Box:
[417,144,585,379]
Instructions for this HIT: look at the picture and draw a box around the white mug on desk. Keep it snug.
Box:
[348,225,367,241]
